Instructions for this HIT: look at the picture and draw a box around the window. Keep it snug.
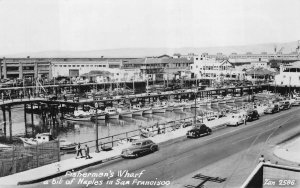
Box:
[90,65,93,67]
[77,65,80,67]
[68,65,71,67]
[103,65,106,67]
[59,65,62,67]
[81,65,84,67]
[63,65,66,67]
[72,65,75,67]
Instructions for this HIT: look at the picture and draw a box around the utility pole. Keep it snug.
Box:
[194,78,198,125]
[94,101,99,153]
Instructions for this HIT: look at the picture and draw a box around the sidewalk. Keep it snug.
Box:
[0,113,231,186]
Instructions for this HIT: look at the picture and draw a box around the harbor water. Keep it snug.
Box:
[0,102,246,144]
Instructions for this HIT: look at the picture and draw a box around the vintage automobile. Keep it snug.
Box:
[227,113,244,126]
[292,97,300,106]
[121,139,159,158]
[278,101,291,110]
[264,104,280,114]
[186,124,212,138]
[246,109,260,121]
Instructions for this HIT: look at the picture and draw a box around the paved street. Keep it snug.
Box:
[23,107,300,188]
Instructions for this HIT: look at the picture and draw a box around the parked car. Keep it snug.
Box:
[227,113,244,126]
[292,97,300,106]
[186,124,212,138]
[246,109,259,121]
[278,101,291,110]
[121,139,158,158]
[264,104,280,114]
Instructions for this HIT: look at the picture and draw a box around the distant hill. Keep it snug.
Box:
[2,41,299,58]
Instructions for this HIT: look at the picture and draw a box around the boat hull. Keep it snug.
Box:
[132,110,143,116]
[152,108,166,113]
[107,114,120,119]
[65,115,91,121]
[143,109,153,114]
[120,112,133,118]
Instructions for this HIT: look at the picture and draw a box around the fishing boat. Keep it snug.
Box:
[142,106,153,114]
[19,133,76,151]
[224,94,235,103]
[0,143,12,151]
[91,111,107,120]
[211,98,219,106]
[105,107,120,119]
[116,108,133,118]
[131,104,144,116]
[64,110,92,121]
[152,101,167,113]
[173,103,184,112]
[216,96,226,104]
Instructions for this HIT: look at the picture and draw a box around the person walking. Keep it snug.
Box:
[75,143,83,159]
[84,145,91,159]
[244,114,247,125]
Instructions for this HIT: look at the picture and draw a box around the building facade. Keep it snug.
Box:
[123,57,193,81]
[275,61,300,87]
[0,58,51,80]
[191,55,245,81]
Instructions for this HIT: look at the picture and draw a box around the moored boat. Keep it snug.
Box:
[131,104,144,116]
[65,110,92,121]
[116,108,133,118]
[19,133,76,151]
[105,107,120,119]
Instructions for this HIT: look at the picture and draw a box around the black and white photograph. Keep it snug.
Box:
[0,0,300,187]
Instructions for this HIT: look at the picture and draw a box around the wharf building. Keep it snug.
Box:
[275,61,300,87]
[122,56,193,81]
[0,57,51,80]
[228,51,300,65]
[51,58,141,83]
[191,54,245,82]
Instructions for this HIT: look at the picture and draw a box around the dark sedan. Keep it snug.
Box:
[121,139,159,158]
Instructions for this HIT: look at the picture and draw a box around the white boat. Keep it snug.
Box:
[0,143,12,151]
[91,110,107,120]
[173,103,184,112]
[224,94,235,103]
[211,99,219,106]
[131,104,144,116]
[117,108,133,118]
[152,101,167,113]
[152,106,166,113]
[65,110,92,121]
[105,107,120,119]
[143,108,153,114]
[216,96,226,104]
[19,133,76,151]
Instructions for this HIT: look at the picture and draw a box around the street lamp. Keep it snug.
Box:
[94,101,100,153]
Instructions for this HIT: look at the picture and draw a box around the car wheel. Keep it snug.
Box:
[236,122,239,127]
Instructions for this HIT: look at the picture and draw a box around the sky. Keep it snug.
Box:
[0,0,299,55]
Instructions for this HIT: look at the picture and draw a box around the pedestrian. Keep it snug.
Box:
[1,92,4,102]
[244,115,247,125]
[259,155,265,163]
[84,145,92,159]
[75,143,83,159]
